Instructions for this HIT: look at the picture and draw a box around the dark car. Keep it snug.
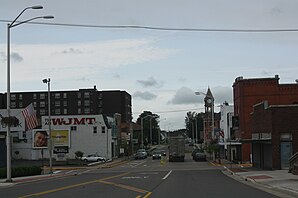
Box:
[191,148,201,157]
[193,151,207,161]
[134,152,147,159]
[152,150,167,160]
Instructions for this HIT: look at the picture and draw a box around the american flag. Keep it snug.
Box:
[22,103,38,130]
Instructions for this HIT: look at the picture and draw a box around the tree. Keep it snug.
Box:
[136,111,160,145]
[185,111,204,142]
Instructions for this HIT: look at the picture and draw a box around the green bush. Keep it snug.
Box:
[0,166,42,179]
[75,151,84,159]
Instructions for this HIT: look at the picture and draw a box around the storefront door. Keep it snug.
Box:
[280,142,292,169]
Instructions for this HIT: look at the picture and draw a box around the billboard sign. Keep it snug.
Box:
[33,129,70,149]
[32,130,49,149]
[51,129,70,147]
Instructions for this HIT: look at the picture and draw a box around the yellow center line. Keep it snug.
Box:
[99,180,148,194]
[18,172,130,198]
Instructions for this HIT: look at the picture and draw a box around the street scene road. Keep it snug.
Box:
[0,146,286,198]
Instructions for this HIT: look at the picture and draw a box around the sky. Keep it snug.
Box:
[1,0,298,130]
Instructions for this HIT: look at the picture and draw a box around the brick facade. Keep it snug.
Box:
[251,102,298,169]
[233,75,298,163]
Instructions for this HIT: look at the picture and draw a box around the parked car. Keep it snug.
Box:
[192,148,201,157]
[193,151,207,161]
[152,150,167,160]
[134,152,147,159]
[81,154,106,162]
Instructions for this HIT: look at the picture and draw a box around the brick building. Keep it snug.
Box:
[0,86,132,124]
[233,75,298,163]
[251,102,298,169]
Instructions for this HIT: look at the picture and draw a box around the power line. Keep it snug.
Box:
[133,107,205,115]
[1,19,298,32]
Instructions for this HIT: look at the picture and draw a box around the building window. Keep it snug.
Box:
[78,100,81,106]
[84,108,90,114]
[84,92,90,99]
[77,93,81,98]
[19,94,23,100]
[63,93,67,99]
[40,101,46,108]
[11,102,16,108]
[78,108,81,114]
[55,93,60,99]
[84,100,90,106]
[40,109,46,115]
[93,126,97,134]
[63,101,67,107]
[102,126,105,133]
[19,102,23,108]
[99,93,102,99]
[71,126,77,131]
[11,94,16,100]
[55,109,61,114]
[33,94,37,100]
[55,101,61,107]
[33,102,37,107]
[40,93,46,100]
[63,109,67,114]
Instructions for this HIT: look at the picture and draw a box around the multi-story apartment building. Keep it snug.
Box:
[0,85,132,125]
[233,75,298,163]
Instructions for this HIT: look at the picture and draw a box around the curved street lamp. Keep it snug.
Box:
[6,6,54,182]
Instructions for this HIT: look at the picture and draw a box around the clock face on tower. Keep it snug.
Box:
[207,98,212,104]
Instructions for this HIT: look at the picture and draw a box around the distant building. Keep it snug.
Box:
[218,102,241,161]
[233,75,298,163]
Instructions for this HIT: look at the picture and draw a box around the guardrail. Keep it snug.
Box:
[289,152,298,174]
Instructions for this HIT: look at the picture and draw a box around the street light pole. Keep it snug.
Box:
[6,5,53,182]
[42,78,52,174]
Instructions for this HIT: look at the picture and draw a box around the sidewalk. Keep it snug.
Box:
[217,160,298,198]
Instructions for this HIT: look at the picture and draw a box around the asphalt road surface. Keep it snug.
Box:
[0,147,282,198]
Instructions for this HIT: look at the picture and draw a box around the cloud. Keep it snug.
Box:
[168,86,233,105]
[60,48,83,54]
[0,52,5,62]
[11,52,23,63]
[168,87,198,105]
[133,91,157,100]
[113,73,120,79]
[0,38,179,83]
[137,76,163,88]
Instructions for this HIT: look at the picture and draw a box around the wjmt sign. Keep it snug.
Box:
[45,117,97,126]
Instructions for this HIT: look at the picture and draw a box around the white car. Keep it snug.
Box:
[137,149,148,157]
[81,154,106,162]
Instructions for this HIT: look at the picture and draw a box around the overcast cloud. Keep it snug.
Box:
[1,0,298,130]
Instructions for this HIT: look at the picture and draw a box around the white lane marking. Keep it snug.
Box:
[162,170,172,180]
[131,161,146,168]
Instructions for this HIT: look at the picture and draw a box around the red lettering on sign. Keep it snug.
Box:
[50,117,97,125]
[73,118,85,125]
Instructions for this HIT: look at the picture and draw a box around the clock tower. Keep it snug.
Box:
[204,88,214,143]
